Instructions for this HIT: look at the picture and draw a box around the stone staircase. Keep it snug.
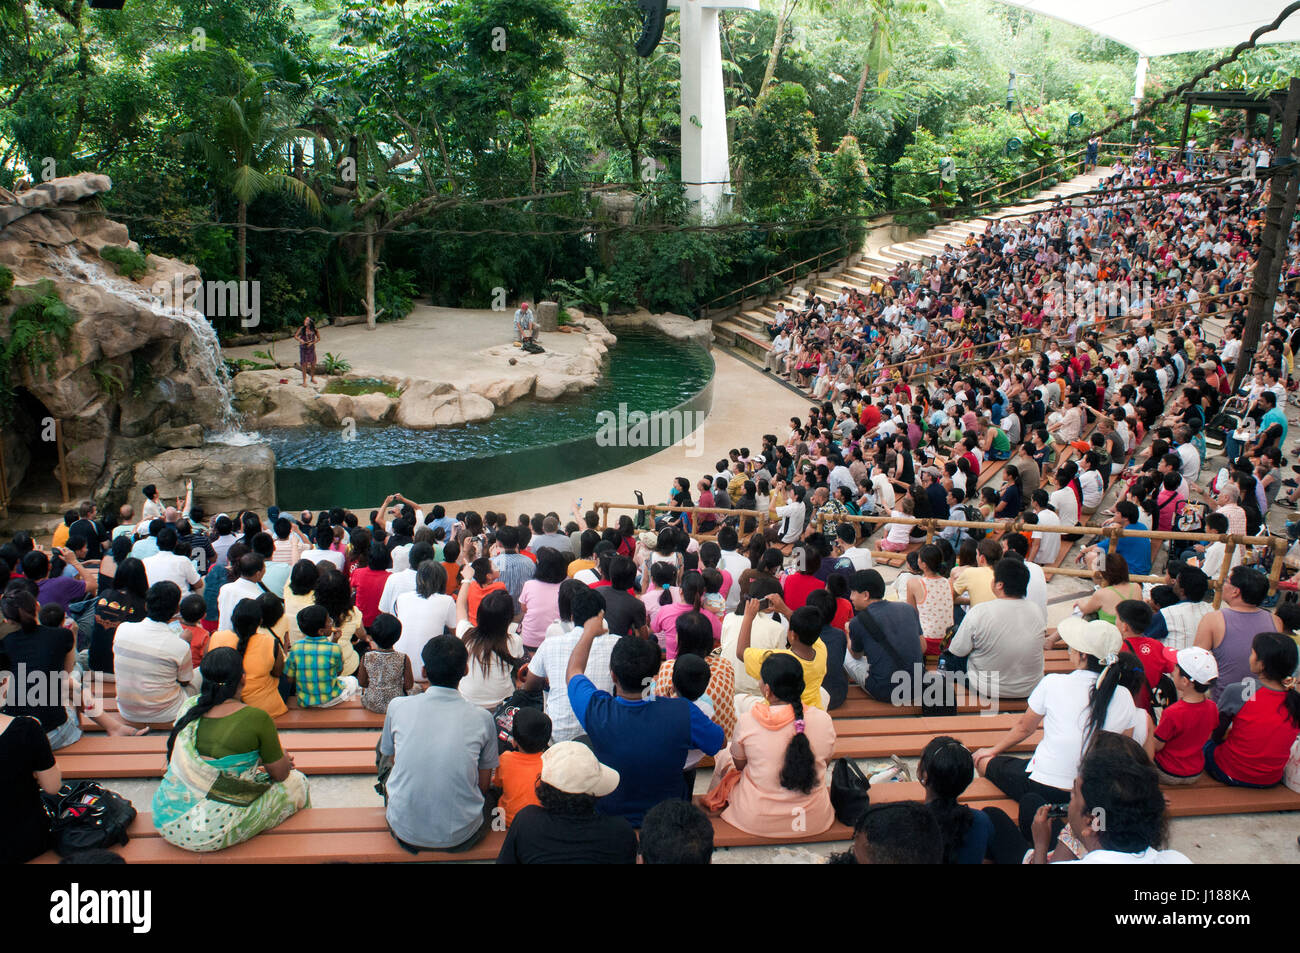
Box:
[711,167,1115,366]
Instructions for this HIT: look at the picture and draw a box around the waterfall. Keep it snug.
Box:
[47,246,244,435]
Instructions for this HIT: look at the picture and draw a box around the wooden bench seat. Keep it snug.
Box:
[976,457,1009,490]
[30,771,1300,864]
[83,697,385,732]
[832,695,1029,718]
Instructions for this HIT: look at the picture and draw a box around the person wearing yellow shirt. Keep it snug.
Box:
[736,592,829,710]
[952,538,1003,609]
[52,511,75,549]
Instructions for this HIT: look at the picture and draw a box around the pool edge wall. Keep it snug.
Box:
[271,344,716,509]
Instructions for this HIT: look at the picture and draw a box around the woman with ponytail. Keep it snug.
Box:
[653,570,715,656]
[208,598,287,717]
[973,617,1138,811]
[152,647,309,852]
[703,652,835,837]
[1203,631,1300,787]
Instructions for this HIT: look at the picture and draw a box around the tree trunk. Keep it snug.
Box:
[850,61,870,120]
[365,221,377,330]
[237,200,247,283]
[760,0,798,96]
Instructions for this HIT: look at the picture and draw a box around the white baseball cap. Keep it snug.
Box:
[1057,616,1122,661]
[540,741,620,797]
[1175,647,1219,685]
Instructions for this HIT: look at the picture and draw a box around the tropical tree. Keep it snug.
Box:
[180,49,323,281]
[850,0,934,120]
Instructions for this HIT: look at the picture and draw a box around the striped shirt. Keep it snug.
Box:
[112,619,194,724]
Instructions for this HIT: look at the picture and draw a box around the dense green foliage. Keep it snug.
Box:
[2,0,1298,334]
[0,281,76,420]
[99,244,150,280]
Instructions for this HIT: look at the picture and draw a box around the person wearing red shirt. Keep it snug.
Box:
[1204,632,1300,788]
[1153,647,1220,784]
[859,402,882,434]
[780,543,825,611]
[350,542,393,628]
[1115,600,1174,711]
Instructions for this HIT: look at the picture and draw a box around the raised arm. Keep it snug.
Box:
[566,611,606,683]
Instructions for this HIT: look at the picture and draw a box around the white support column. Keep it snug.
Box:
[670,0,758,221]
[1131,55,1149,135]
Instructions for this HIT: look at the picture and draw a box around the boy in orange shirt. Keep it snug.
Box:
[495,708,551,826]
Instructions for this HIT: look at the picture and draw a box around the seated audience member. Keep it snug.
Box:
[566,612,725,827]
[455,585,525,709]
[152,648,309,852]
[704,652,836,838]
[833,802,943,864]
[113,581,197,726]
[520,584,618,743]
[1195,565,1284,702]
[493,707,551,826]
[1152,648,1220,785]
[639,799,715,864]
[1028,732,1191,864]
[1147,567,1211,651]
[736,594,829,710]
[805,588,848,710]
[1203,632,1300,788]
[381,634,499,852]
[722,577,791,710]
[844,569,924,703]
[0,648,62,863]
[495,741,636,864]
[943,557,1045,699]
[653,610,738,740]
[357,613,414,715]
[1,586,145,747]
[284,605,360,709]
[918,736,996,864]
[208,597,287,718]
[973,618,1138,817]
[87,556,149,674]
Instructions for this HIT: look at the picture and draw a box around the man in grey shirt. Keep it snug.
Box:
[529,515,573,556]
[491,525,535,607]
[380,635,498,852]
[945,557,1045,700]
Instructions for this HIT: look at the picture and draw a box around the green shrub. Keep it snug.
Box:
[99,244,150,281]
[0,285,77,420]
[0,263,12,304]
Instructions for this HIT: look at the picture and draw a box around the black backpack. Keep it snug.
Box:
[42,781,136,857]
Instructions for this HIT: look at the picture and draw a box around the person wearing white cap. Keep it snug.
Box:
[1151,647,1220,785]
[972,616,1137,809]
[495,742,637,865]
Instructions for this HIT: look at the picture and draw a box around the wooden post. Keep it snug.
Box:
[54,419,70,506]
[1235,78,1300,391]
[1267,537,1288,598]
[1179,101,1192,152]
[1212,538,1238,610]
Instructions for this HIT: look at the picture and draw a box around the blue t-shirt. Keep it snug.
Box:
[952,807,995,864]
[1098,520,1152,576]
[1262,407,1288,445]
[568,674,724,827]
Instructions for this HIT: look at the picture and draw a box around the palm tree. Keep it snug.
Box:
[182,51,323,282]
[849,0,936,121]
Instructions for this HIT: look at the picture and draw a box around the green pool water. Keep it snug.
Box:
[260,327,715,508]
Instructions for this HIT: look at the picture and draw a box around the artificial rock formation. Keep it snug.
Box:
[0,174,271,510]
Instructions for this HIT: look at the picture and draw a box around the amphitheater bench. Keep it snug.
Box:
[83,697,385,732]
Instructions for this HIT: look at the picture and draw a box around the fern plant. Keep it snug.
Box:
[549,267,620,317]
[320,352,351,374]
[0,283,78,420]
[92,362,125,398]
[99,245,150,281]
[0,263,12,304]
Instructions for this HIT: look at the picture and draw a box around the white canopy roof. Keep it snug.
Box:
[992,1,1300,58]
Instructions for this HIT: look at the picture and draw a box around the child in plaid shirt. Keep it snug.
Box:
[286,605,360,708]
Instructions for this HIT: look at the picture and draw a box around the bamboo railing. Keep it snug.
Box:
[593,502,1287,610]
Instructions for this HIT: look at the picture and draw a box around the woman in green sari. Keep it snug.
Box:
[153,648,309,852]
